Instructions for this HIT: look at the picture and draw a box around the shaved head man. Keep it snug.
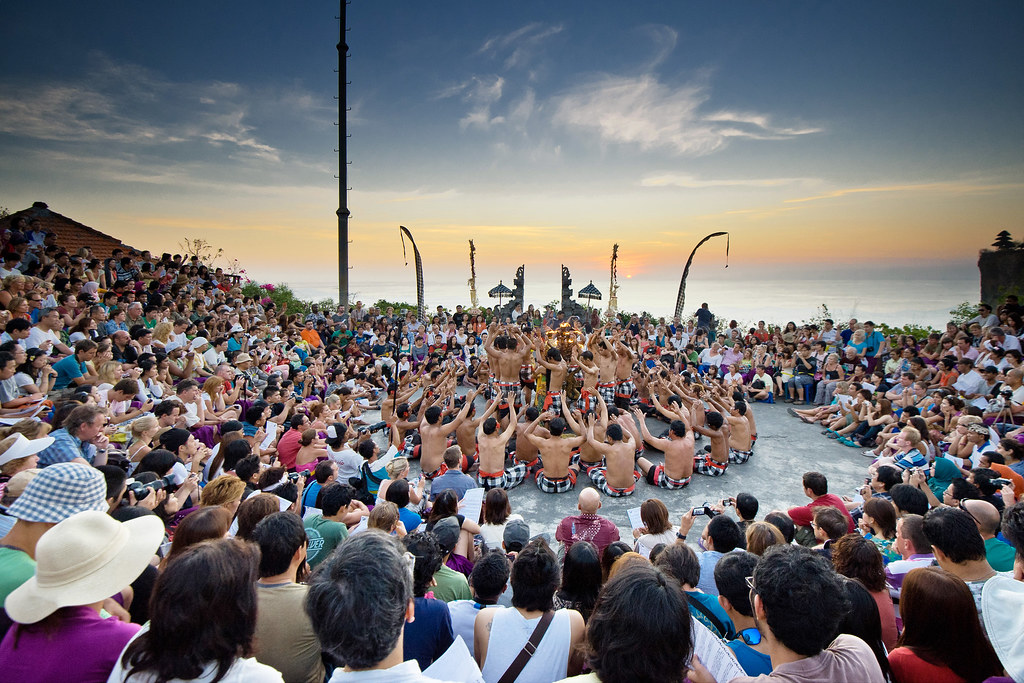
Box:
[963,499,1016,573]
[555,487,620,558]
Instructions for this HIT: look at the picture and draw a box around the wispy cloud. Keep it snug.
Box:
[551,74,820,156]
[477,22,565,70]
[784,180,1024,204]
[640,174,819,189]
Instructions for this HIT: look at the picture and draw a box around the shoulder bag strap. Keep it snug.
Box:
[497,610,555,683]
[686,593,730,638]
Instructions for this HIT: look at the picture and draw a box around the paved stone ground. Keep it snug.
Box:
[362,395,869,542]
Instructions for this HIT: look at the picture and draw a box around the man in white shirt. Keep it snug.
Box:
[968,303,1000,330]
[27,308,72,357]
[953,360,991,409]
[986,327,1021,353]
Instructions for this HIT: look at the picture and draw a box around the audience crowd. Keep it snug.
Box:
[0,222,1022,682]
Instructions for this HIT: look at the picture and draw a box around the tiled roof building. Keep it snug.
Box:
[1,201,134,257]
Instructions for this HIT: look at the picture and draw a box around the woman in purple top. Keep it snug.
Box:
[0,509,164,683]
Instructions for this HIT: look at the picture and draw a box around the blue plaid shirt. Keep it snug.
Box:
[37,428,98,467]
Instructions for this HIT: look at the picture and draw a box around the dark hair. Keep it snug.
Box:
[234,493,279,541]
[548,417,566,437]
[735,492,758,520]
[256,466,287,492]
[640,498,671,535]
[469,550,510,602]
[705,411,724,430]
[427,489,459,524]
[831,534,886,592]
[923,507,985,564]
[947,478,982,503]
[713,551,759,617]
[163,507,232,567]
[556,541,602,621]
[874,465,901,492]
[898,567,1003,681]
[483,488,511,525]
[600,541,633,582]
[890,484,929,516]
[252,511,307,578]
[305,531,412,669]
[1003,501,1024,561]
[324,423,347,448]
[403,532,444,597]
[802,471,828,496]
[313,460,336,484]
[834,578,894,682]
[384,478,411,509]
[96,464,127,501]
[135,448,177,478]
[652,542,700,588]
[813,507,848,541]
[753,545,849,657]
[122,539,260,683]
[320,482,355,517]
[585,564,693,683]
[707,515,742,553]
[863,498,897,540]
[510,538,559,612]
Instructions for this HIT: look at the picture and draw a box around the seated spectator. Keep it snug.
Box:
[447,549,510,655]
[653,542,735,640]
[677,510,742,596]
[384,478,422,534]
[688,545,884,683]
[884,514,935,600]
[108,539,283,682]
[961,499,1015,572]
[425,489,480,575]
[787,472,855,544]
[576,563,693,683]
[859,497,900,564]
[251,512,325,683]
[763,511,796,544]
[428,446,477,501]
[0,510,163,683]
[923,506,999,618]
[478,487,522,549]
[555,487,620,558]
[831,533,898,650]
[159,506,231,569]
[552,540,602,621]
[303,482,355,570]
[36,404,110,467]
[401,532,454,670]
[833,578,894,682]
[713,551,772,676]
[235,493,280,542]
[632,498,677,558]
[888,567,1003,683]
[810,506,848,560]
[305,531,441,681]
[301,460,338,510]
[889,483,929,517]
[744,521,786,556]
[475,538,585,681]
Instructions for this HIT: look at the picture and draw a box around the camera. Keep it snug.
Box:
[992,478,1012,487]
[288,471,307,482]
[125,475,177,501]
[691,505,717,517]
[721,499,734,507]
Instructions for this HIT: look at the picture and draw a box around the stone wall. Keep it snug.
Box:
[978,248,1024,305]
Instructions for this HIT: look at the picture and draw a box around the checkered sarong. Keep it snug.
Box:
[646,464,691,489]
[577,391,600,414]
[728,448,753,464]
[477,462,529,491]
[693,454,728,477]
[615,379,636,400]
[535,469,577,494]
[587,466,638,497]
[402,433,420,459]
[598,382,616,406]
[543,391,562,415]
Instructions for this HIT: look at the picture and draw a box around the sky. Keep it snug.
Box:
[1,2,1022,324]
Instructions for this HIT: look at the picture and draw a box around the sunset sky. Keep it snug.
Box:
[1,2,1022,316]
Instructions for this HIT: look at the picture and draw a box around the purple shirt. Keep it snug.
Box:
[0,605,140,683]
[885,553,935,599]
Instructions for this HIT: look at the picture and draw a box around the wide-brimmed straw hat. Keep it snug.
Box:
[5,510,164,624]
[0,433,54,468]
[982,574,1024,683]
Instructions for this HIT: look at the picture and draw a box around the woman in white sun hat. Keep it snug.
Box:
[0,509,164,682]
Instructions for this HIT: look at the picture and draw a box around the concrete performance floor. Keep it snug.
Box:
[366,396,868,542]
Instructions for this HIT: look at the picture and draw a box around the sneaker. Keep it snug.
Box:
[862,450,877,457]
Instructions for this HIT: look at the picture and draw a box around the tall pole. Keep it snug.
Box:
[337,1,350,310]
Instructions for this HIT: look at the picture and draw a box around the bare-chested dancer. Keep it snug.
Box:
[589,327,619,406]
[614,339,637,409]
[524,410,585,494]
[418,388,479,479]
[475,394,528,490]
[535,342,568,416]
[583,416,640,497]
[633,408,694,489]
[709,394,754,464]
[691,411,730,477]
[572,347,601,414]
[563,399,608,470]
[512,406,547,473]
[484,324,526,418]
[454,397,487,472]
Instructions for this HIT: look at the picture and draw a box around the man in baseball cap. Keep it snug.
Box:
[0,462,107,609]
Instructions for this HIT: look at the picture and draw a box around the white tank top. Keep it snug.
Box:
[480,607,572,683]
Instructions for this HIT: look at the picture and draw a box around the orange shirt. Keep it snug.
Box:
[989,462,1024,497]
[300,329,323,348]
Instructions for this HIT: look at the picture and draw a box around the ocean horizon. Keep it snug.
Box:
[279,273,980,331]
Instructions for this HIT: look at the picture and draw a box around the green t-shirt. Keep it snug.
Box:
[431,564,472,602]
[985,536,1016,573]
[0,547,36,604]
[303,515,348,569]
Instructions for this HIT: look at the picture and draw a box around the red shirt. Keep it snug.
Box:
[276,428,303,470]
[555,513,620,557]
[787,493,856,533]
[888,647,966,683]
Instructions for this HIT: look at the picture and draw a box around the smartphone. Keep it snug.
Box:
[691,506,711,516]
[992,478,1012,487]
[721,499,734,507]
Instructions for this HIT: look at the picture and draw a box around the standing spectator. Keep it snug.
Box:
[251,512,325,683]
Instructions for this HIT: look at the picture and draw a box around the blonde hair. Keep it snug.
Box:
[152,321,173,343]
[97,361,123,386]
[0,419,49,441]
[901,426,922,444]
[368,501,400,532]
[958,415,983,427]
[200,475,247,507]
[852,330,865,343]
[130,415,159,439]
[2,275,24,290]
[385,457,410,480]
[203,375,225,399]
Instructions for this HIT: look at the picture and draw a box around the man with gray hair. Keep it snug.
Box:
[305,530,458,682]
